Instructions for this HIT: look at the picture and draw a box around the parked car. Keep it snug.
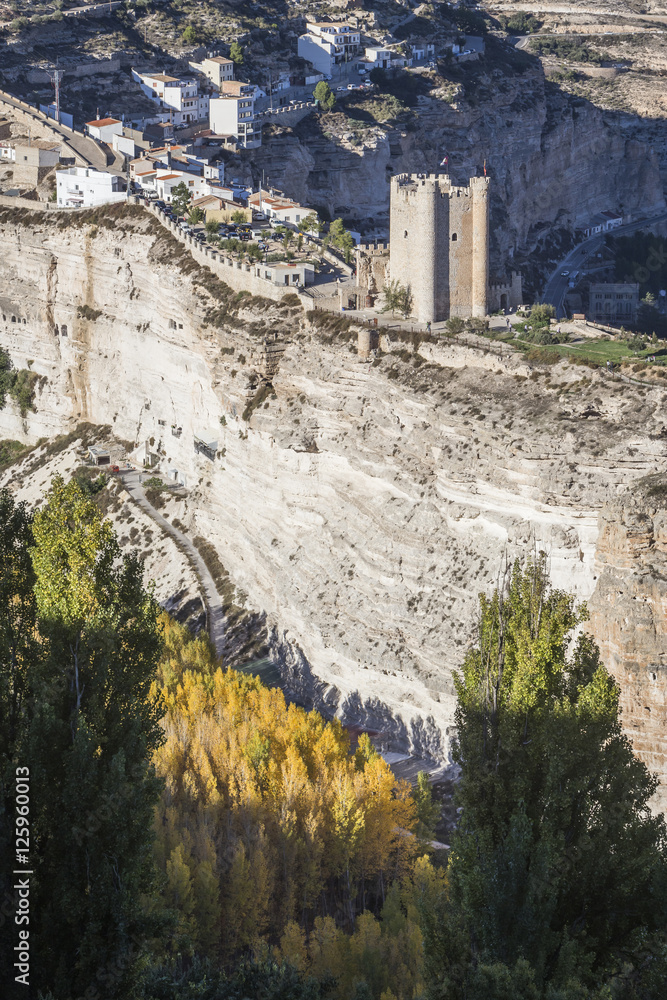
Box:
[560,270,570,277]
[155,200,166,210]
[111,465,120,473]
[336,86,347,92]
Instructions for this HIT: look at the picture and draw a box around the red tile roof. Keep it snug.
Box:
[86,117,121,127]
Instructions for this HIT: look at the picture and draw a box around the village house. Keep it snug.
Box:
[85,117,123,142]
[131,70,210,124]
[584,211,624,238]
[56,166,126,208]
[190,193,252,224]
[248,189,313,227]
[298,22,361,76]
[13,140,61,187]
[589,282,639,324]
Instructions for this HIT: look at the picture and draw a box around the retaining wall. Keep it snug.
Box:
[141,200,310,308]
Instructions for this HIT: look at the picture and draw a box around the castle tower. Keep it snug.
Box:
[470,176,490,319]
[389,173,490,323]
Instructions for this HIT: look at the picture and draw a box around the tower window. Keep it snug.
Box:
[404,230,408,238]
[451,233,458,241]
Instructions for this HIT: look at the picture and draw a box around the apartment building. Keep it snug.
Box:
[209,84,261,148]
[201,56,235,88]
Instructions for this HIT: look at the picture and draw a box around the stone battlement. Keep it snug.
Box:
[358,242,389,253]
[391,173,489,202]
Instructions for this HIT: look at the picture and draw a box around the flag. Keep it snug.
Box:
[440,155,448,167]
[483,159,487,177]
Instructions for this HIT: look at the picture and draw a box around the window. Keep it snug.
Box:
[452,233,458,241]
[404,230,408,238]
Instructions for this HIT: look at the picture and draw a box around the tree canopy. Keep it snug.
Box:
[424,555,667,999]
[0,479,165,999]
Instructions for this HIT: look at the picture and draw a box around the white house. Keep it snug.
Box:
[131,70,209,124]
[209,85,261,148]
[257,261,314,287]
[298,22,361,76]
[248,189,313,227]
[85,117,123,142]
[56,167,126,208]
[364,46,391,68]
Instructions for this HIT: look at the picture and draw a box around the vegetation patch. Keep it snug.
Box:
[0,350,44,416]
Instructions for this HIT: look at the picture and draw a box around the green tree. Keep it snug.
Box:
[229,41,243,66]
[23,477,165,998]
[0,491,37,991]
[425,555,667,999]
[171,181,191,218]
[300,212,322,235]
[529,302,555,327]
[187,206,204,225]
[205,218,220,238]
[381,279,410,317]
[314,80,335,112]
[181,23,197,45]
[231,209,246,225]
[396,283,413,318]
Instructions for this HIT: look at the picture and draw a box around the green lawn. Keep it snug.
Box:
[513,336,666,366]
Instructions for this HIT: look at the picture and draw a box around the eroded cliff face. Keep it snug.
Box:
[1,208,666,790]
[245,62,664,265]
[589,497,667,814]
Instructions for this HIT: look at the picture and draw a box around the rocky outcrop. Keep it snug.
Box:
[589,493,667,813]
[243,57,664,269]
[1,207,667,797]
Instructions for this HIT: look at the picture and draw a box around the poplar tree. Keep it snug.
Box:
[24,477,165,998]
[425,555,667,998]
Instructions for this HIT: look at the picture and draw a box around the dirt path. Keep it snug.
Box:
[121,470,225,656]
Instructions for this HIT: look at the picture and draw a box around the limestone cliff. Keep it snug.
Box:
[589,489,667,814]
[1,206,666,794]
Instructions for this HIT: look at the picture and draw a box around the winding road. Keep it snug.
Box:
[542,211,667,318]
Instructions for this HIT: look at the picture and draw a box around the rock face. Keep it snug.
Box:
[589,497,667,813]
[244,59,664,267]
[1,207,667,795]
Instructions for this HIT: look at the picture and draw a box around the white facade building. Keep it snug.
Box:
[85,117,123,142]
[248,190,313,227]
[364,46,391,68]
[56,167,126,208]
[298,22,361,76]
[132,70,209,124]
[209,86,261,148]
[200,56,235,88]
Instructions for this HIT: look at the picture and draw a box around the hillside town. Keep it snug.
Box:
[1,2,663,331]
